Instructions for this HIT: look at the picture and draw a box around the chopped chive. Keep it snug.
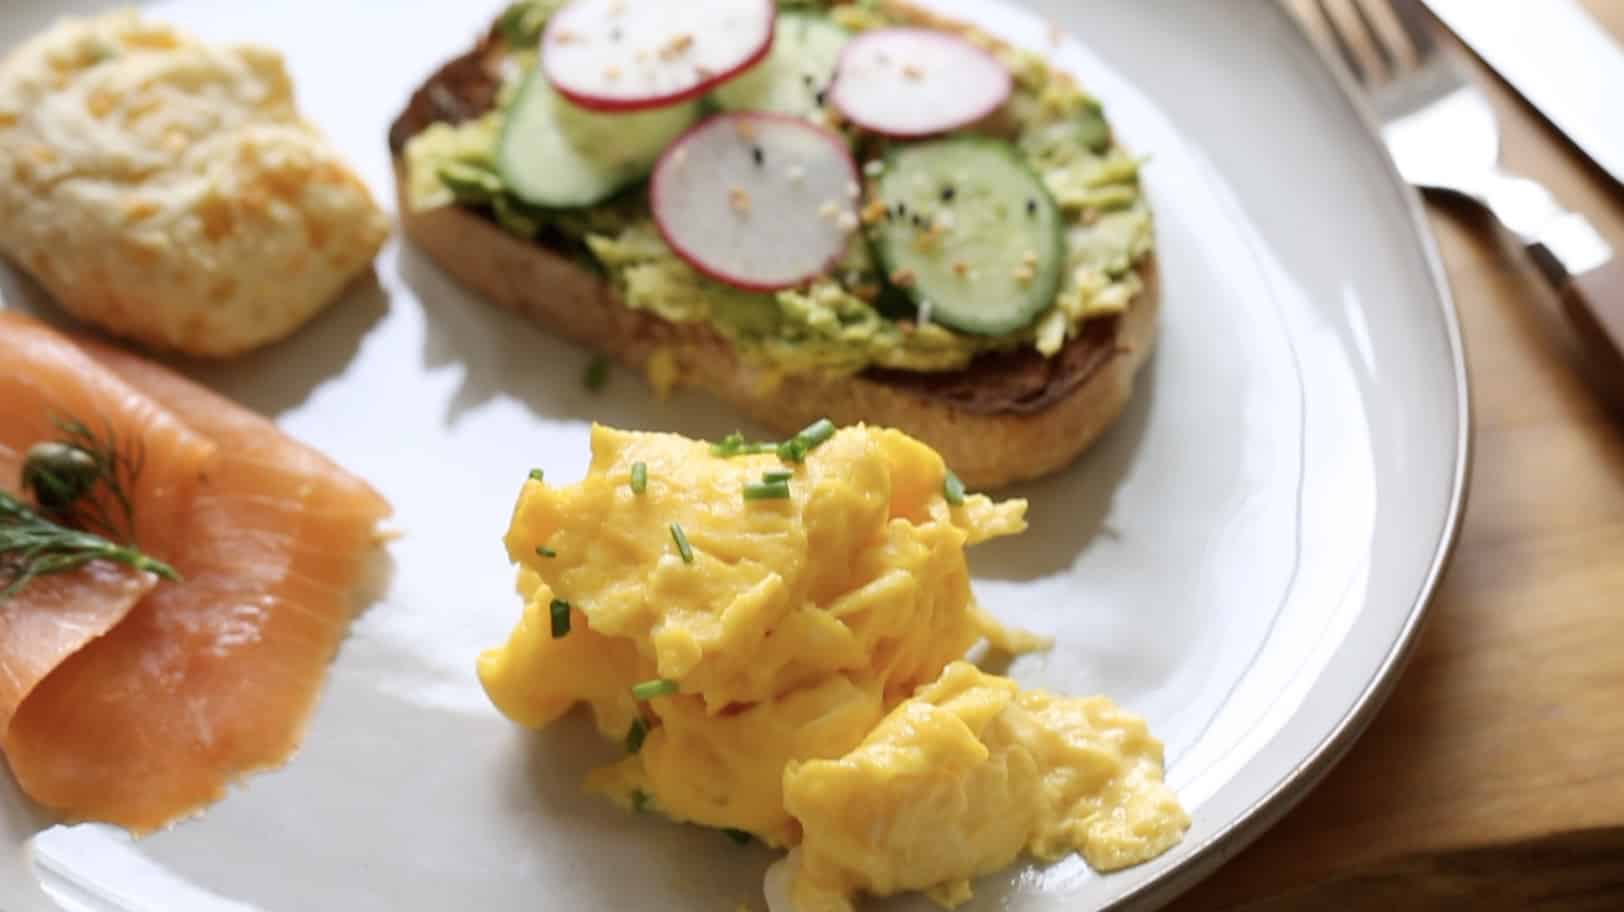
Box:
[528,468,544,482]
[778,418,836,463]
[584,355,611,391]
[632,678,679,700]
[710,431,780,458]
[943,471,967,506]
[762,470,794,483]
[630,461,648,494]
[744,480,792,501]
[549,599,571,639]
[631,789,651,813]
[799,419,836,447]
[625,718,648,754]
[722,828,753,846]
[670,522,694,563]
[536,545,557,558]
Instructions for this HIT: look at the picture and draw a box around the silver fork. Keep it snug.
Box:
[1305,0,1624,369]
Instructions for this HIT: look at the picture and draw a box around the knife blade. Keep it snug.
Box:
[1423,0,1624,188]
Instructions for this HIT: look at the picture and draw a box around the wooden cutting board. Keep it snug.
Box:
[1171,2,1624,909]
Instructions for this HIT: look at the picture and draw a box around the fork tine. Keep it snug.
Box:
[1314,0,1371,85]
[1384,0,1440,60]
[1348,0,1398,74]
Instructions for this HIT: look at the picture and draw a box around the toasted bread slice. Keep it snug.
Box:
[388,4,1157,489]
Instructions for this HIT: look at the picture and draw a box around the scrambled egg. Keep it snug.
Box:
[784,662,1188,911]
[0,11,389,357]
[479,425,1187,909]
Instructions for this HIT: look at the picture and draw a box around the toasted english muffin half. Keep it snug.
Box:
[388,1,1157,489]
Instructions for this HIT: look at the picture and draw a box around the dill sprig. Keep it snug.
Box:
[25,416,144,544]
[0,490,179,600]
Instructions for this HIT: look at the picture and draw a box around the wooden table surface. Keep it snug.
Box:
[1172,3,1624,910]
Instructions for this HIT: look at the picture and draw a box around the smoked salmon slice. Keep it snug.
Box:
[0,312,216,563]
[0,446,155,743]
[0,314,391,832]
[0,314,214,743]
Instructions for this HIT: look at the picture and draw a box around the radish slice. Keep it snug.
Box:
[652,113,860,293]
[829,28,1013,138]
[542,0,776,113]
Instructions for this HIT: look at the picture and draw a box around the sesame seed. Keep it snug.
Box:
[735,119,758,141]
[1026,198,1038,216]
[941,186,957,203]
[863,160,885,178]
[896,202,909,217]
[860,199,888,225]
[553,30,581,45]
[936,211,957,231]
[610,27,624,42]
[1013,265,1036,284]
[729,187,751,213]
[902,64,925,80]
[818,201,840,220]
[845,180,861,200]
[786,164,807,183]
[604,65,622,81]
[952,260,969,277]
[1022,250,1039,266]
[814,89,827,107]
[836,211,859,232]
[911,214,926,229]
[890,268,917,288]
[752,145,765,167]
[803,74,816,88]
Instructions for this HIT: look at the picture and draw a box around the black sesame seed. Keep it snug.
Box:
[802,73,816,87]
[814,89,827,107]
[752,145,764,167]
[610,27,624,42]
[1026,198,1038,216]
[941,186,956,203]
[897,202,909,217]
[912,214,926,229]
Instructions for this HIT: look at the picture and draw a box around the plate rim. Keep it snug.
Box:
[0,0,1475,909]
[1110,1,1474,908]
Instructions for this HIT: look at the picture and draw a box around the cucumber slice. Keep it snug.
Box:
[497,66,699,208]
[713,13,849,120]
[868,138,1063,336]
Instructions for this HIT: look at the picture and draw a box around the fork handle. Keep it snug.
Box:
[1559,258,1624,366]
[1520,206,1624,362]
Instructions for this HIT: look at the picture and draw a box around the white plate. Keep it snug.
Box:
[0,0,1469,909]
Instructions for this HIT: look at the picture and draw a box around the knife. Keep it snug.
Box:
[1423,0,1624,189]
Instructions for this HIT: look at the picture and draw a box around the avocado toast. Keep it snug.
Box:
[389,0,1157,489]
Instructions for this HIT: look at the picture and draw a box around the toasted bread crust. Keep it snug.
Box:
[389,4,1158,489]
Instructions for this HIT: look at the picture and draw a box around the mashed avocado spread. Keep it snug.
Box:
[404,0,1152,376]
